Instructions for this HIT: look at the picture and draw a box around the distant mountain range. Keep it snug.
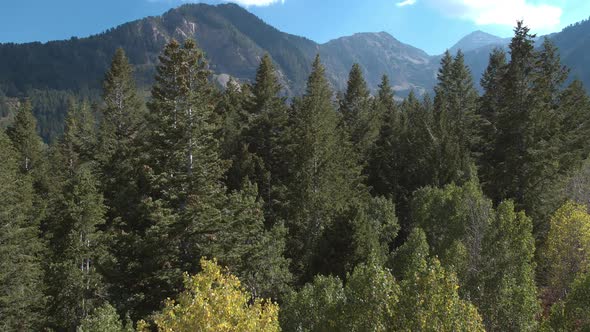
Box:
[0,3,589,98]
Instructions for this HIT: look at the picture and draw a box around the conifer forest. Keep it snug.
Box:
[2,20,590,331]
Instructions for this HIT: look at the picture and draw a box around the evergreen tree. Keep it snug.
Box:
[0,130,46,331]
[95,48,148,316]
[339,63,378,162]
[59,99,97,172]
[367,75,399,196]
[478,48,507,183]
[236,54,289,221]
[368,91,437,226]
[432,50,479,187]
[7,101,46,176]
[218,79,252,191]
[480,22,590,229]
[283,55,364,281]
[129,39,291,318]
[45,164,107,330]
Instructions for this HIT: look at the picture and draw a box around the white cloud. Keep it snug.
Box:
[426,0,563,30]
[396,0,417,7]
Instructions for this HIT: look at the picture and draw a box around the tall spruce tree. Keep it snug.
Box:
[45,165,107,331]
[126,39,291,318]
[45,102,106,330]
[339,63,376,160]
[238,54,289,222]
[96,48,149,317]
[129,38,227,317]
[284,55,364,282]
[218,79,252,191]
[480,22,590,231]
[7,101,46,177]
[0,130,47,331]
[432,50,479,187]
[478,48,507,182]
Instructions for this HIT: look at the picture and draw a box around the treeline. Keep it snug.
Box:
[1,22,590,331]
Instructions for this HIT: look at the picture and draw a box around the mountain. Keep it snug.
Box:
[1,3,590,141]
[449,30,509,54]
[0,3,318,96]
[320,32,437,95]
[0,3,437,99]
[549,18,590,85]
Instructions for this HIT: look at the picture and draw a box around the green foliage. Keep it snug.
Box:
[394,258,485,332]
[283,55,364,281]
[0,130,47,331]
[389,227,429,279]
[229,54,290,223]
[432,51,479,188]
[479,200,539,331]
[283,252,484,332]
[411,181,539,331]
[3,20,590,332]
[312,196,399,279]
[6,101,46,176]
[280,275,345,332]
[542,272,590,332]
[340,63,377,159]
[45,164,107,330]
[78,303,133,332]
[479,23,590,230]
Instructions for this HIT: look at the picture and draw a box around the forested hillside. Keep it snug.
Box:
[1,21,590,331]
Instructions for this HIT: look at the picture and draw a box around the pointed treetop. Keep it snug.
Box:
[344,63,370,104]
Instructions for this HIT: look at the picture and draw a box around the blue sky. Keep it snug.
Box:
[1,0,589,54]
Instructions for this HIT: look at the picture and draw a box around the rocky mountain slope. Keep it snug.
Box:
[0,3,588,100]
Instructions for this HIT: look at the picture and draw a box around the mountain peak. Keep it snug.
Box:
[449,30,508,54]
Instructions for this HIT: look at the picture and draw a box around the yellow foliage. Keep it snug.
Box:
[141,258,280,332]
[545,201,590,301]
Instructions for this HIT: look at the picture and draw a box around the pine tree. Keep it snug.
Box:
[44,99,107,330]
[60,99,98,172]
[339,63,376,159]
[6,101,45,177]
[374,75,396,122]
[127,40,291,318]
[367,75,400,196]
[283,55,364,282]
[478,48,507,185]
[45,164,107,330]
[367,91,437,226]
[96,48,148,318]
[432,50,479,187]
[481,23,590,230]
[218,79,252,191]
[0,130,46,331]
[238,54,289,221]
[97,48,144,164]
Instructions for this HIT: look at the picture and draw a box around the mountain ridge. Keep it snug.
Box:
[0,3,589,100]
